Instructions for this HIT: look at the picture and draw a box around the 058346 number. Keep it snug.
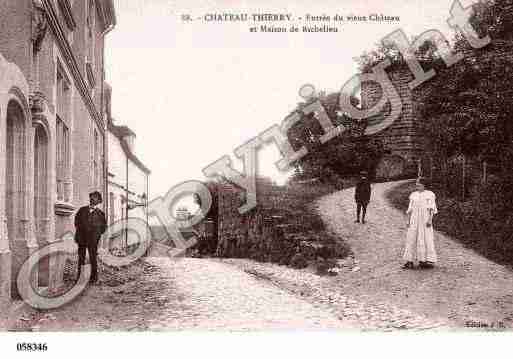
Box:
[17,343,48,352]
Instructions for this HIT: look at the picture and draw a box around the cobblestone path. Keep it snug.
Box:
[146,258,345,330]
[19,257,346,331]
[317,180,513,329]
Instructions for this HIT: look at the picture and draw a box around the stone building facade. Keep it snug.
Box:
[0,0,116,309]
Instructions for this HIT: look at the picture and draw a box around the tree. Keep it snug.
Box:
[285,90,383,183]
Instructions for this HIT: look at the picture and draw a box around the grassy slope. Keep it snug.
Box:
[264,179,353,261]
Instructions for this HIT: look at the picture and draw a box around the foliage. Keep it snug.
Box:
[354,41,403,73]
[286,91,386,184]
[290,253,308,269]
[411,0,513,202]
[387,180,513,265]
[417,53,513,159]
[460,0,513,50]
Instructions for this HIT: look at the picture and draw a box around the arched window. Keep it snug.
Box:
[85,0,96,89]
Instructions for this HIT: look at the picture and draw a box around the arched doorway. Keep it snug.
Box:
[6,100,27,296]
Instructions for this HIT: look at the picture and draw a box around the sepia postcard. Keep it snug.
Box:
[1,0,512,357]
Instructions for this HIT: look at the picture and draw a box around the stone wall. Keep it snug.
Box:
[211,179,350,267]
[361,66,425,178]
[215,179,291,262]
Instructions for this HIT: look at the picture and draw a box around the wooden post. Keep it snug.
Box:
[125,155,129,252]
[462,156,466,201]
[483,161,487,184]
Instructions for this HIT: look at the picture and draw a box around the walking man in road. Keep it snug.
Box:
[355,171,371,224]
[74,191,107,284]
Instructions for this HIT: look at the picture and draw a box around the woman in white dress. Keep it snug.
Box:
[402,177,438,269]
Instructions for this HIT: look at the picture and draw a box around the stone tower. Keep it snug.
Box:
[361,66,425,179]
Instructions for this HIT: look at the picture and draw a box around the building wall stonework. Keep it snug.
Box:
[0,0,116,309]
[361,66,425,178]
[0,51,34,303]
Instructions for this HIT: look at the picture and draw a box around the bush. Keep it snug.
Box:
[290,253,308,269]
[316,240,351,259]
[327,241,352,259]
[315,258,330,275]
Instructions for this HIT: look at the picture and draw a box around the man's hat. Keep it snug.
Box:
[89,191,103,202]
[360,171,368,176]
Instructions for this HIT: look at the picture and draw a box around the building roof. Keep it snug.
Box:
[111,123,136,138]
[108,122,151,175]
[99,0,117,31]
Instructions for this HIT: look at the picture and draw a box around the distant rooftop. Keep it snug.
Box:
[108,121,151,175]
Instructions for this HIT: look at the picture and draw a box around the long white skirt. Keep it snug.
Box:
[403,215,437,263]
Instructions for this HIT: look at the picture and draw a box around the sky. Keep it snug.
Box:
[105,0,476,200]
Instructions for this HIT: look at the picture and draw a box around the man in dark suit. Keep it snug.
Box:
[355,171,371,224]
[74,191,107,284]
